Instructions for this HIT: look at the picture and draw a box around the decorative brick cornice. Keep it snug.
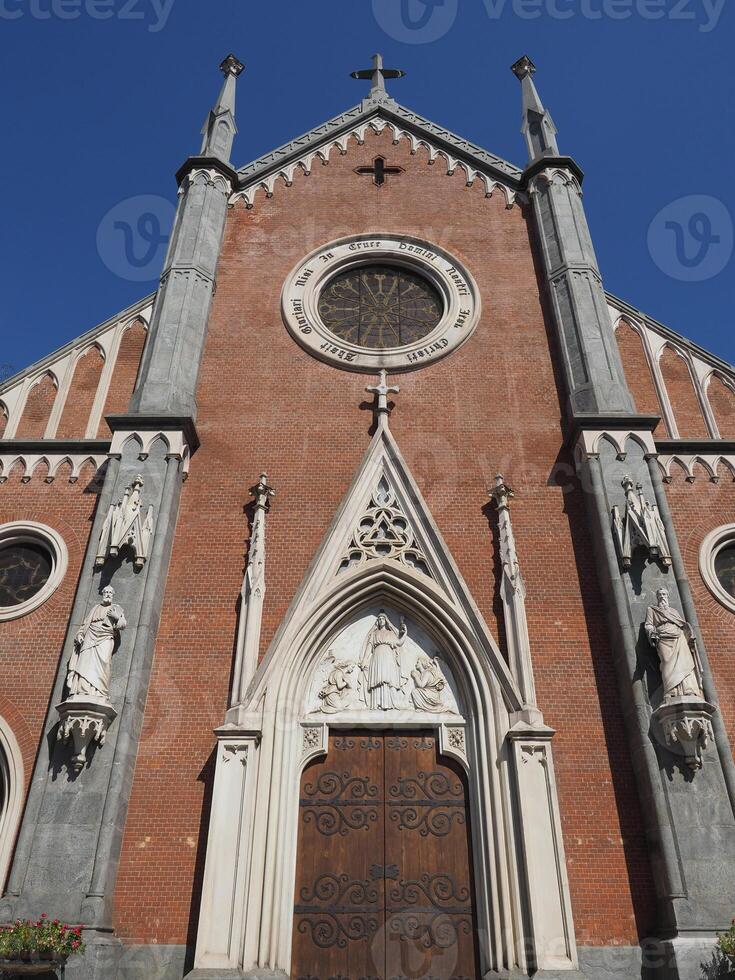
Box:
[0,440,109,482]
[230,111,522,212]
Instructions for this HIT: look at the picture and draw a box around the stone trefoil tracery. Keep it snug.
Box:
[337,475,432,579]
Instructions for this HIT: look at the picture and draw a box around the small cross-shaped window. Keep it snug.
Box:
[354,156,404,187]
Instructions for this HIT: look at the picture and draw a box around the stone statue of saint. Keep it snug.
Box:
[410,655,453,713]
[360,612,407,710]
[645,587,703,701]
[317,653,355,714]
[67,586,127,703]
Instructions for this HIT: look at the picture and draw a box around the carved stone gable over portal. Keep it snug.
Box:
[337,475,432,578]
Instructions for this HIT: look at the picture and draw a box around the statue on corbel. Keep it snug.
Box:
[56,585,127,773]
[611,475,672,570]
[645,587,715,771]
[95,474,154,570]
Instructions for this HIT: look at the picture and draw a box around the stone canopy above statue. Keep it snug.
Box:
[306,606,461,719]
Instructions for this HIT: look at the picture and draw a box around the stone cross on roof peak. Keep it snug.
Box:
[351,53,406,100]
[366,369,399,426]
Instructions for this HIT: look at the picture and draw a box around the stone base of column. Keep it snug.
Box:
[654,935,724,979]
[62,936,123,980]
[186,971,287,980]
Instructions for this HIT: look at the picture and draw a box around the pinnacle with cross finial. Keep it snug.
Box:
[250,472,275,510]
[351,53,406,100]
[490,474,515,510]
[366,370,400,424]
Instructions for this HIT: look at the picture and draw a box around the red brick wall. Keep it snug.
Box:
[98,321,147,435]
[114,130,657,950]
[664,465,735,742]
[56,346,104,440]
[659,346,708,438]
[615,320,664,433]
[707,374,735,440]
[0,462,101,795]
[15,374,58,439]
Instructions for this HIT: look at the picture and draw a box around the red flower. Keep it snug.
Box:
[40,914,47,919]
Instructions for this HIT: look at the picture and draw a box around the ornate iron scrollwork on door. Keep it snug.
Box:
[301,771,380,837]
[388,771,465,838]
[294,873,381,950]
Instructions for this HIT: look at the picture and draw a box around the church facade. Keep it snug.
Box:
[1,52,735,980]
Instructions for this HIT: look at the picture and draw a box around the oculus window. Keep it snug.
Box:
[318,264,443,350]
[0,523,68,621]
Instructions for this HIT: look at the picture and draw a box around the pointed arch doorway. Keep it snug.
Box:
[292,728,481,980]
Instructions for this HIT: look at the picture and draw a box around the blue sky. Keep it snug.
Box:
[1,0,733,374]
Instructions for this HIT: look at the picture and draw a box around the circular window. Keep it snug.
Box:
[281,235,481,373]
[714,543,735,599]
[0,543,52,608]
[317,264,444,350]
[700,525,735,614]
[0,523,68,621]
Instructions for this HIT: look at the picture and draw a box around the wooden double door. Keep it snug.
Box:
[292,730,480,980]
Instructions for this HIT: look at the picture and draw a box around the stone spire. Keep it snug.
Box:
[200,53,245,163]
[511,55,559,163]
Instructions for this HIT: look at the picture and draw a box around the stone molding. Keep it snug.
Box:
[0,716,23,893]
[699,524,735,613]
[507,723,580,974]
[657,452,735,483]
[231,116,520,211]
[280,234,481,373]
[0,448,108,482]
[236,100,521,183]
[573,428,658,465]
[0,520,69,621]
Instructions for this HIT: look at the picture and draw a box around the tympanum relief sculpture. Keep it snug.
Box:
[309,609,459,717]
[56,586,127,773]
[645,587,715,771]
